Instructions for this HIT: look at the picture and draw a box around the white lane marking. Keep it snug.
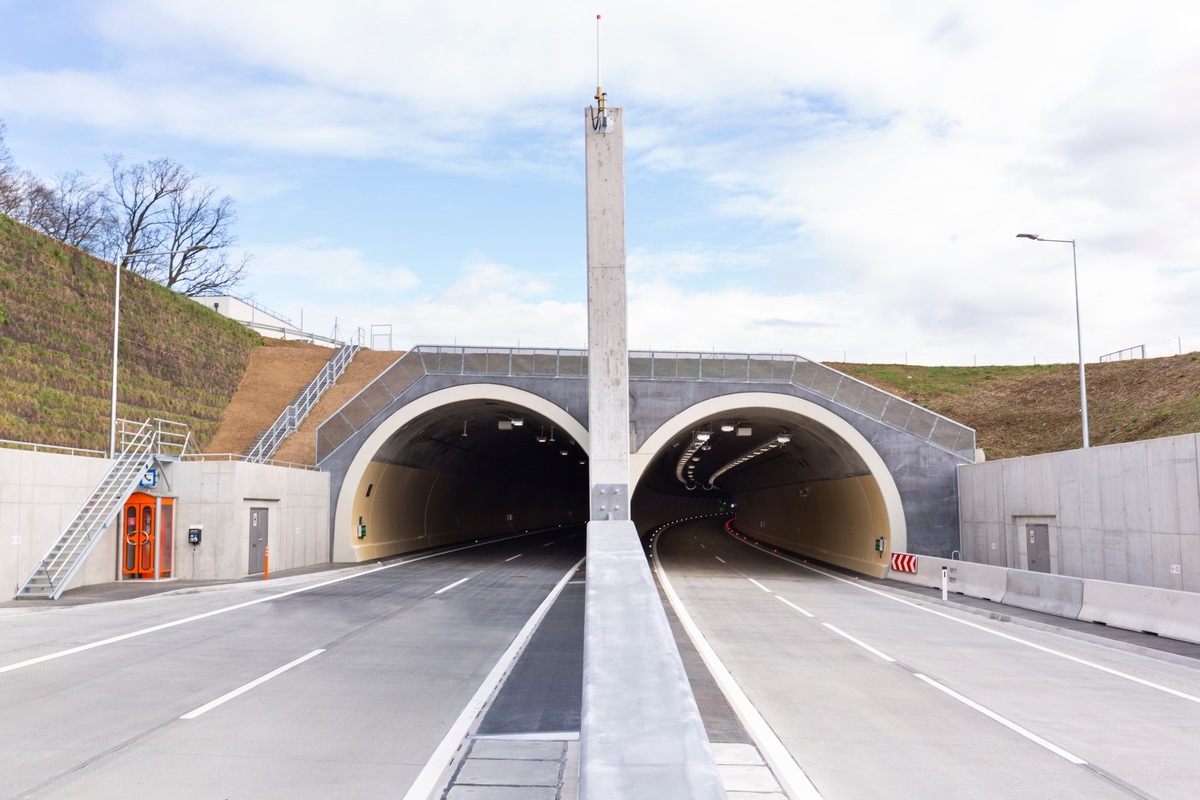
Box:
[747,578,772,593]
[542,541,557,547]
[181,649,325,720]
[0,530,555,675]
[505,554,523,562]
[914,673,1087,764]
[402,558,585,800]
[653,534,822,800]
[731,533,1200,706]
[776,596,815,618]
[822,623,895,663]
[434,577,470,595]
[715,556,726,564]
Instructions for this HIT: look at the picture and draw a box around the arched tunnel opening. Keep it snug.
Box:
[336,388,904,576]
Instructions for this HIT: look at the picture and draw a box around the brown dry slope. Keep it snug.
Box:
[205,339,332,456]
[272,348,402,466]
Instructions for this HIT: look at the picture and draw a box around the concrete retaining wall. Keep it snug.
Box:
[889,555,1200,644]
[1,449,330,596]
[959,434,1200,592]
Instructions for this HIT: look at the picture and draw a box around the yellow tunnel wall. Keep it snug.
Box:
[731,474,891,577]
[350,461,587,560]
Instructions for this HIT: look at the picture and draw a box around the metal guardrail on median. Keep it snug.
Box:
[315,345,975,462]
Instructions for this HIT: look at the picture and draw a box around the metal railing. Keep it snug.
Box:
[0,439,106,458]
[1100,344,1147,362]
[117,418,191,458]
[246,343,361,462]
[320,345,975,461]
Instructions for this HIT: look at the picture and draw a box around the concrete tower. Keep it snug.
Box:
[584,94,630,520]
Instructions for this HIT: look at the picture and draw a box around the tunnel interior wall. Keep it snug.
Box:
[631,488,727,538]
[349,462,587,560]
[728,474,891,577]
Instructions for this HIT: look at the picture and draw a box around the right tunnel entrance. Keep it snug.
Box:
[629,392,906,577]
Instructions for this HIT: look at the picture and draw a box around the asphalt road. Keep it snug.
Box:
[655,519,1200,800]
[0,528,585,800]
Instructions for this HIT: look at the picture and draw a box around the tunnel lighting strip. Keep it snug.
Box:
[705,432,791,489]
[674,430,711,490]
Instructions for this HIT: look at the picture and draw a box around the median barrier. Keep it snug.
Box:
[1079,579,1200,645]
[885,556,1008,602]
[1002,570,1084,618]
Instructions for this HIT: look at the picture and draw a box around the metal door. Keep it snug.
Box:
[1026,523,1050,573]
[122,492,157,579]
[249,507,269,575]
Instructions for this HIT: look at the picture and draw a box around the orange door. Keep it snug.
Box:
[122,492,156,579]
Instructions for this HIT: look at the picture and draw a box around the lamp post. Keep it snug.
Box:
[1016,233,1089,448]
[109,245,208,457]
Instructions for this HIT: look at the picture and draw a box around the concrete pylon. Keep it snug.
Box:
[580,98,727,800]
[585,103,631,521]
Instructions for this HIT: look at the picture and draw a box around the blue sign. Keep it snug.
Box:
[139,469,157,488]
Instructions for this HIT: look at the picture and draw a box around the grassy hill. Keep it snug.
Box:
[0,215,261,452]
[3,212,1199,462]
[832,358,1200,460]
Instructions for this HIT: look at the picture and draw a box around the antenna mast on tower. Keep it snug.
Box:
[595,14,605,111]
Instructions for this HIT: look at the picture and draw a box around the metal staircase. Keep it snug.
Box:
[14,419,190,600]
[246,342,360,463]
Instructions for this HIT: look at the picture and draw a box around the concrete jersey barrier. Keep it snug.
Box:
[1079,579,1200,645]
[1002,570,1084,618]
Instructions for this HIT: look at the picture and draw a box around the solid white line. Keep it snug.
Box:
[822,623,895,662]
[0,532,548,676]
[434,577,470,595]
[505,554,523,562]
[776,596,815,618]
[402,558,584,800]
[715,556,726,564]
[914,673,1087,764]
[181,649,325,720]
[747,577,772,593]
[653,532,822,800]
[730,533,1200,706]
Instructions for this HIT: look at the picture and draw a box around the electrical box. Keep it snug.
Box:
[874,537,886,552]
[358,523,367,539]
[188,527,202,545]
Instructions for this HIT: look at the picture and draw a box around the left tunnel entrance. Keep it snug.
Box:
[335,385,591,562]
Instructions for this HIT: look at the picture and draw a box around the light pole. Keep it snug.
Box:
[109,245,207,458]
[1016,233,1089,448]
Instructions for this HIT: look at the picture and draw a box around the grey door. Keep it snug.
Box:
[1026,523,1050,573]
[249,507,269,574]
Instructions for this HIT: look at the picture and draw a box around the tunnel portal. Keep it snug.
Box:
[320,354,959,577]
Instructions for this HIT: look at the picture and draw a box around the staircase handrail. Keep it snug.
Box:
[246,342,361,463]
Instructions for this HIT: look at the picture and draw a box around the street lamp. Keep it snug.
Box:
[1016,233,1089,448]
[109,245,208,457]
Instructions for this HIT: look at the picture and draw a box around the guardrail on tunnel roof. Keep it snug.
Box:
[316,345,976,463]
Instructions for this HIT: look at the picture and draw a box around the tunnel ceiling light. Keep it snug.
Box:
[705,434,790,489]
[674,429,717,490]
[720,423,736,433]
[737,424,752,436]
[461,421,468,438]
[559,449,569,456]
[536,426,548,443]
[512,417,525,427]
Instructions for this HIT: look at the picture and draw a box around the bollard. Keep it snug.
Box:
[264,546,270,581]
[941,565,948,601]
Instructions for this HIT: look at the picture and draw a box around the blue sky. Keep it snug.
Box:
[3,1,1199,364]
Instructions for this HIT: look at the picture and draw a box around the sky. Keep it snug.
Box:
[2,0,1198,366]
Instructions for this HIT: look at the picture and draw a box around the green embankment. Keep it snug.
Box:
[0,215,261,451]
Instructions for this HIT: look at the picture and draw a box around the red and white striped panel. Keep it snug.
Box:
[890,553,917,573]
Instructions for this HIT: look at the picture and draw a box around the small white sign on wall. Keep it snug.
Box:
[9,536,19,546]
[1171,564,1182,574]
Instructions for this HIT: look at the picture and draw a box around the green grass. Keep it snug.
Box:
[0,214,261,452]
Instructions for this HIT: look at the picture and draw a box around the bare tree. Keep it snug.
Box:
[106,154,190,262]
[0,121,27,217]
[106,154,247,295]
[25,171,114,253]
